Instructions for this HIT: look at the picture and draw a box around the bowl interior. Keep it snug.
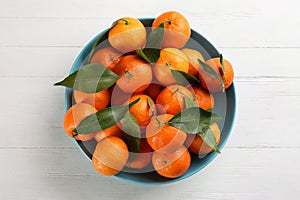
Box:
[64,19,236,184]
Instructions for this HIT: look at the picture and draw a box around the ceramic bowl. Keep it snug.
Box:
[64,18,236,184]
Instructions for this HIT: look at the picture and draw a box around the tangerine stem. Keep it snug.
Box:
[165,62,171,68]
[173,87,181,95]
[220,54,226,81]
[174,88,186,97]
[72,132,78,137]
[125,69,133,79]
[162,20,172,25]
[120,18,129,25]
[147,98,155,118]
[155,117,166,128]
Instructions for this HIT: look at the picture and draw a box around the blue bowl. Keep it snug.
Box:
[64,18,236,184]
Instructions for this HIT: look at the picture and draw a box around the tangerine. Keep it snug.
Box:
[126,94,157,127]
[152,11,191,48]
[187,84,214,111]
[185,122,221,155]
[64,103,98,141]
[199,57,234,92]
[146,114,186,153]
[181,48,205,77]
[73,89,110,111]
[110,84,143,106]
[90,47,122,72]
[115,55,152,93]
[94,123,123,142]
[152,145,191,178]
[126,139,153,169]
[109,17,146,53]
[144,83,164,102]
[156,84,193,115]
[153,48,189,86]
[92,136,129,176]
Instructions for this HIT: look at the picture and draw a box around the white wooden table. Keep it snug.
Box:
[1,0,300,199]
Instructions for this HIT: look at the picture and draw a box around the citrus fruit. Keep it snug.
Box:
[110,84,143,106]
[156,84,193,115]
[146,114,186,153]
[64,103,98,141]
[126,94,157,127]
[185,122,221,155]
[115,55,152,93]
[94,123,123,142]
[92,136,129,176]
[90,47,122,72]
[108,17,146,53]
[152,145,191,178]
[153,48,189,86]
[73,89,110,111]
[144,83,165,102]
[126,139,153,169]
[187,84,214,111]
[152,11,191,48]
[181,48,205,77]
[199,57,234,92]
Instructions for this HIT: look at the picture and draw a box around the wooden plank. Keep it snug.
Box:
[0,46,81,77]
[1,0,299,22]
[0,17,299,47]
[218,47,300,78]
[0,76,71,147]
[0,18,108,47]
[0,0,299,199]
[1,47,300,78]
[0,77,299,148]
[229,77,300,148]
[0,147,298,199]
[0,0,300,47]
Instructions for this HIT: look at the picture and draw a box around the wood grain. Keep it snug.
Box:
[1,47,300,77]
[1,16,300,47]
[1,0,300,48]
[0,148,298,199]
[1,0,299,199]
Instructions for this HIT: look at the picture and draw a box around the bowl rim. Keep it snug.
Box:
[64,18,237,185]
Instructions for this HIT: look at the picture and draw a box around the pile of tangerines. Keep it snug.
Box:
[56,11,234,179]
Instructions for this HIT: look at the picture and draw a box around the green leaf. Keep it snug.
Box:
[145,23,164,49]
[54,63,119,93]
[184,95,198,108]
[220,54,225,75]
[73,98,140,134]
[219,54,226,91]
[168,107,222,134]
[136,47,160,64]
[136,48,152,63]
[198,58,225,92]
[142,48,161,63]
[147,97,155,118]
[122,112,141,161]
[197,59,221,81]
[171,69,201,86]
[136,23,164,63]
[198,128,221,153]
